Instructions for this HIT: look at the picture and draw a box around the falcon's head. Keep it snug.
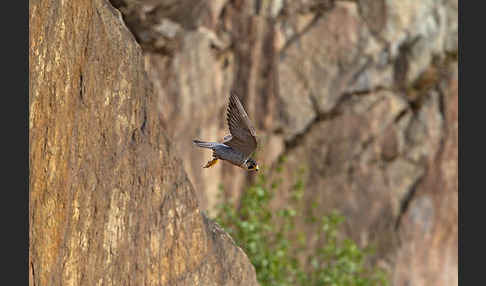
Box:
[244,158,259,171]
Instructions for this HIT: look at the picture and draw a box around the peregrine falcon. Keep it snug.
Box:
[193,91,259,171]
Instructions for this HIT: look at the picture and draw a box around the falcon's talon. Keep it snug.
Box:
[203,158,218,168]
[193,91,260,172]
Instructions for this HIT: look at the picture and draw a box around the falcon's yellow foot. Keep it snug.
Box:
[203,158,218,168]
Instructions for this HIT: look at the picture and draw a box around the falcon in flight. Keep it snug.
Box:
[193,91,259,171]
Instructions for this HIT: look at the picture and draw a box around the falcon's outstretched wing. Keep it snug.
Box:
[224,91,257,158]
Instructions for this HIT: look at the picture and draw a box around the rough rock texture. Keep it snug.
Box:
[29,0,258,285]
[392,62,458,286]
[267,59,457,282]
[113,0,458,284]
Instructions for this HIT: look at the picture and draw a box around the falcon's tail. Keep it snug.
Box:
[193,140,218,149]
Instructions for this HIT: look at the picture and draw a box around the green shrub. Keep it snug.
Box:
[213,167,388,286]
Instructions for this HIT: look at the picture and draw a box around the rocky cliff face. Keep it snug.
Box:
[113,0,458,285]
[29,0,258,285]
